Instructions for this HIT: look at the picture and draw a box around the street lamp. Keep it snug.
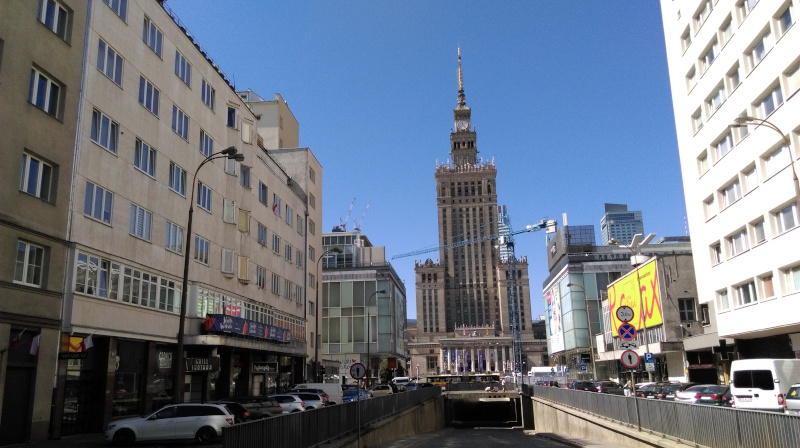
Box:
[730,115,800,207]
[366,289,386,388]
[174,146,244,403]
[315,247,342,382]
[610,234,656,384]
[566,282,598,380]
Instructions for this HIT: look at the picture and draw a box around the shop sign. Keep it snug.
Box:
[204,314,291,342]
[252,362,279,373]
[157,351,173,370]
[59,352,88,360]
[185,357,220,373]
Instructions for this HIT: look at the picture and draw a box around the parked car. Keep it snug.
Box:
[572,381,595,391]
[730,359,800,412]
[288,392,327,410]
[590,381,624,395]
[225,396,283,419]
[343,389,371,402]
[636,384,660,398]
[695,385,730,406]
[659,383,697,401]
[392,377,411,391]
[289,388,330,406]
[368,384,394,397]
[784,383,800,415]
[269,394,305,413]
[291,383,343,405]
[638,382,696,400]
[208,401,251,423]
[674,385,712,404]
[104,403,234,446]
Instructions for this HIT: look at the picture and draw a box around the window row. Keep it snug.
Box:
[717,263,800,311]
[709,202,798,265]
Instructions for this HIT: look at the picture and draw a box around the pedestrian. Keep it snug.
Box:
[501,377,506,392]
[624,379,632,397]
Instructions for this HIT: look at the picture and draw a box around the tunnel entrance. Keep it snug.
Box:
[444,392,523,428]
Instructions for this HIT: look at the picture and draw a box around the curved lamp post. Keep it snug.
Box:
[366,289,386,387]
[173,146,244,403]
[314,247,342,382]
[566,282,598,380]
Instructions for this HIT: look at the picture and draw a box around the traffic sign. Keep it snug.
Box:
[550,367,555,374]
[580,364,587,372]
[618,323,637,341]
[646,362,655,372]
[350,362,366,379]
[644,352,654,363]
[565,367,570,373]
[620,350,640,369]
[619,340,639,350]
[616,306,634,323]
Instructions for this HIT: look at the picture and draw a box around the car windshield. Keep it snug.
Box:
[663,385,682,393]
[787,386,800,399]
[685,385,706,392]
[701,385,728,394]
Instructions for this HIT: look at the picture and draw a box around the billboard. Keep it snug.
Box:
[607,258,663,336]
[545,283,565,353]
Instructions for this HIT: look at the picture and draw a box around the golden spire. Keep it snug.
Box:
[458,47,463,92]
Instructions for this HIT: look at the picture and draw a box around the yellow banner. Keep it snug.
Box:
[608,259,663,336]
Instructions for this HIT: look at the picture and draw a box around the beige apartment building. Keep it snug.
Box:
[0,0,87,443]
[660,0,800,358]
[2,0,322,441]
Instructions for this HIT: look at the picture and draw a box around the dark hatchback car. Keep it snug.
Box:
[224,396,283,419]
[572,381,595,391]
[208,401,251,423]
[590,381,625,395]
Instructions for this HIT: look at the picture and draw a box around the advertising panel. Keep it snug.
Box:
[607,258,663,337]
[545,283,565,353]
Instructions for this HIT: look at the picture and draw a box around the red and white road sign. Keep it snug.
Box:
[616,306,634,323]
[620,350,640,369]
[350,362,366,379]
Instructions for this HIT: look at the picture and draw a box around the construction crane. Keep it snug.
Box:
[353,200,371,232]
[393,216,556,376]
[335,198,357,232]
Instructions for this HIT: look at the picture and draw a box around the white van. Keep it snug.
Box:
[730,359,800,412]
[290,383,343,405]
[392,377,410,390]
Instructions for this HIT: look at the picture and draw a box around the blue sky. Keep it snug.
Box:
[166,1,686,320]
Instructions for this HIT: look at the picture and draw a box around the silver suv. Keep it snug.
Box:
[104,403,234,446]
[269,394,306,413]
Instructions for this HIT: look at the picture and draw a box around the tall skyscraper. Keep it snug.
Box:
[408,51,545,377]
[600,203,644,246]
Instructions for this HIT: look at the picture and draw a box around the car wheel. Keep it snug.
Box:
[112,429,135,447]
[196,426,217,444]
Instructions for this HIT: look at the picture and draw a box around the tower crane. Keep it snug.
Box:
[393,216,556,376]
[336,198,357,232]
[353,200,371,232]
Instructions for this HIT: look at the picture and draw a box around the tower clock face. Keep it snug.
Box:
[457,120,469,131]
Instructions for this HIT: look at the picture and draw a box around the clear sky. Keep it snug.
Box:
[165,0,686,321]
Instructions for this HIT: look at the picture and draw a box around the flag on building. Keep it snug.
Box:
[29,334,41,357]
[80,334,94,351]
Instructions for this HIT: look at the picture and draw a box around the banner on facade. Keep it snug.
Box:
[204,314,291,342]
[252,362,279,373]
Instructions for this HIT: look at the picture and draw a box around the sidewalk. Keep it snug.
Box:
[12,433,107,448]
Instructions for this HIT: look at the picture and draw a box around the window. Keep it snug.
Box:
[309,168,316,183]
[284,279,291,299]
[223,198,236,224]
[90,109,118,153]
[308,246,315,261]
[221,249,234,274]
[775,203,798,234]
[238,209,249,233]
[257,223,267,246]
[308,219,316,235]
[138,76,159,116]
[237,256,248,280]
[708,84,727,113]
[224,157,237,175]
[784,265,800,294]
[15,241,45,287]
[757,85,783,117]
[727,63,742,92]
[296,285,303,304]
[751,218,766,245]
[728,228,749,257]
[692,109,704,133]
[227,106,237,128]
[720,18,734,46]
[742,165,758,193]
[129,204,152,240]
[103,0,127,21]
[308,273,315,287]
[787,63,800,96]
[197,182,211,212]
[168,162,186,196]
[201,79,215,110]
[777,4,794,36]
[721,179,742,208]
[309,193,316,209]
[760,274,775,299]
[763,146,789,178]
[741,0,759,17]
[28,68,60,116]
[748,30,775,71]
[273,194,281,216]
[698,152,709,176]
[84,181,113,224]
[700,303,711,325]
[735,281,757,306]
[284,243,292,262]
[272,234,280,253]
[271,273,280,294]
[171,105,189,140]
[134,139,156,177]
[96,39,123,86]
[286,206,293,226]
[174,51,191,85]
[686,67,697,92]
[681,27,692,52]
[258,181,267,205]
[240,166,251,188]
[200,130,213,157]
[142,16,162,57]
[194,236,209,264]
[678,298,696,322]
[711,242,723,265]
[165,221,183,253]
[700,39,719,73]
[19,153,54,201]
[718,289,730,311]
[695,0,713,29]
[38,0,69,40]
[297,214,303,234]
[242,121,252,144]
[296,250,303,268]
[256,266,267,289]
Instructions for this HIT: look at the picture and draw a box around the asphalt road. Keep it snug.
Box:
[375,428,575,448]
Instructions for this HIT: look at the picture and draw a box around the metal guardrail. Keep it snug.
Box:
[222,387,441,448]
[525,385,800,448]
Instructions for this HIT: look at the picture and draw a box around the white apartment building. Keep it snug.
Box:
[661,0,800,358]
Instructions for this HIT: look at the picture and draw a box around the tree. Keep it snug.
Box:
[378,360,391,384]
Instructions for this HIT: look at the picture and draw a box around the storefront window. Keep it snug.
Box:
[112,341,145,417]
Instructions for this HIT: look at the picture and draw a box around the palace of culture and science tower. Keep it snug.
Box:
[407,51,546,377]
